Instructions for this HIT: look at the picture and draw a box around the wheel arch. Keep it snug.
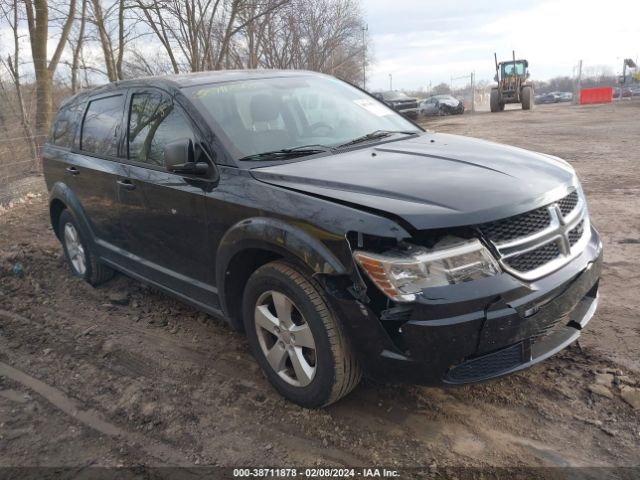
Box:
[48,182,94,246]
[216,217,351,331]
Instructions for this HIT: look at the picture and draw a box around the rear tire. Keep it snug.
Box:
[243,260,361,408]
[522,86,533,110]
[59,210,114,286]
[490,88,501,112]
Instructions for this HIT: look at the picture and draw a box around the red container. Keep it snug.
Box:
[579,87,613,105]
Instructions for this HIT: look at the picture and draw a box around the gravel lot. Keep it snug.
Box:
[1,101,639,472]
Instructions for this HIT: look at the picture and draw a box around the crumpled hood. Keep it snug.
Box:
[250,133,577,230]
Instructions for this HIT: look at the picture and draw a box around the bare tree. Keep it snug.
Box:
[256,0,366,85]
[0,0,38,165]
[134,0,288,73]
[122,47,177,77]
[23,0,77,142]
[432,82,451,95]
[88,0,128,81]
[70,0,88,92]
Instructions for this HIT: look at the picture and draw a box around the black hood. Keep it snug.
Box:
[250,133,577,230]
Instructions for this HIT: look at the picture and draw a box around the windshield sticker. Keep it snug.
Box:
[353,99,393,116]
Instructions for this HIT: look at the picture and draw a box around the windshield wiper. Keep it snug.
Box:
[335,130,419,149]
[239,144,333,162]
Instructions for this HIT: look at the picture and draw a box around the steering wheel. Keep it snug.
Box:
[305,122,334,137]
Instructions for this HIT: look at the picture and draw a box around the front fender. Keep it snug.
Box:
[216,217,352,323]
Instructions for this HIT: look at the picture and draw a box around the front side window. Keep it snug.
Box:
[185,76,419,160]
[81,95,124,156]
[128,92,194,167]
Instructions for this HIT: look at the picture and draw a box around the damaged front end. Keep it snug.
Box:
[328,207,603,386]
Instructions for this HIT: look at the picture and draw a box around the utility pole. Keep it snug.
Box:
[389,73,393,91]
[574,59,582,105]
[361,24,368,90]
[470,72,475,113]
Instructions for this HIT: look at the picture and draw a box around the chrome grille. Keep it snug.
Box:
[568,220,584,247]
[479,189,589,280]
[558,191,579,216]
[481,207,550,242]
[504,242,561,271]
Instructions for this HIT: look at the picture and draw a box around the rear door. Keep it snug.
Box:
[68,93,129,254]
[117,89,215,305]
[44,100,85,196]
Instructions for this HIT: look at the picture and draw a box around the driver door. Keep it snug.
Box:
[117,89,215,304]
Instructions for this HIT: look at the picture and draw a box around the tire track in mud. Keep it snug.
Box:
[0,360,191,465]
[1,285,639,467]
[0,308,372,466]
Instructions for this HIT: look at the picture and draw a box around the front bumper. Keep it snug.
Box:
[399,108,419,119]
[330,226,603,385]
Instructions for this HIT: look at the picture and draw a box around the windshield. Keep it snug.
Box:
[185,75,420,160]
[501,62,525,76]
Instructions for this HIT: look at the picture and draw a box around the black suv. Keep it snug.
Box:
[44,70,603,407]
[372,91,419,119]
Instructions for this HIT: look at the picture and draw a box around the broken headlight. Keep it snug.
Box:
[353,237,500,302]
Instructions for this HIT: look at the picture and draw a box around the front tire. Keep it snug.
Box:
[59,210,114,286]
[243,260,361,408]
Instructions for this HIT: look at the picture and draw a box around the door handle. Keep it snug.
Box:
[116,179,136,191]
[65,166,80,176]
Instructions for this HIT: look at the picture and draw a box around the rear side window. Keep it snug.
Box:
[128,92,194,167]
[51,102,83,148]
[81,95,125,156]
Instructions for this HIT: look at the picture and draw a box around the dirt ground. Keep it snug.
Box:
[1,101,639,473]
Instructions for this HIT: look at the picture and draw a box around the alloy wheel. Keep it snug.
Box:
[63,222,87,275]
[254,290,317,387]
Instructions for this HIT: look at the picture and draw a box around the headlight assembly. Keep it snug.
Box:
[353,237,501,302]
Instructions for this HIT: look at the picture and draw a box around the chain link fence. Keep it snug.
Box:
[0,100,58,206]
[0,131,47,206]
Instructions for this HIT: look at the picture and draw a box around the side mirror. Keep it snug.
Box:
[494,74,499,82]
[164,138,209,176]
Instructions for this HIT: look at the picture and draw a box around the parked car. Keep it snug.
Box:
[556,92,573,102]
[43,70,602,408]
[372,91,419,119]
[613,87,633,98]
[419,95,465,116]
[535,92,560,104]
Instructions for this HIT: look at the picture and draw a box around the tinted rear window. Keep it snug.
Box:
[81,95,125,156]
[51,102,83,148]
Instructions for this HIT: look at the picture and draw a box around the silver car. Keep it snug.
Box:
[419,95,465,116]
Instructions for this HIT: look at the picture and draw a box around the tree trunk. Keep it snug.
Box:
[72,0,88,92]
[24,0,77,143]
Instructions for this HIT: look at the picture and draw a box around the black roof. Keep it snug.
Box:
[61,69,324,107]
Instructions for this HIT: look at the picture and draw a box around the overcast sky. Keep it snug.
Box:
[363,0,640,91]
